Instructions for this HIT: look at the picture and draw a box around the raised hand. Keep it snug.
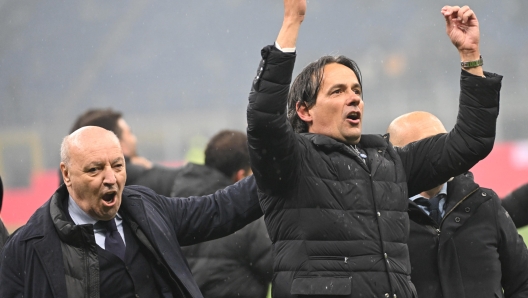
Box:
[283,0,306,23]
[277,0,307,49]
[441,5,483,76]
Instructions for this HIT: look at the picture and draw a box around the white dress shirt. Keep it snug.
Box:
[68,196,126,249]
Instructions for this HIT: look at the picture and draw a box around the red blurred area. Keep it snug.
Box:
[3,141,528,229]
[471,141,528,198]
[2,169,59,230]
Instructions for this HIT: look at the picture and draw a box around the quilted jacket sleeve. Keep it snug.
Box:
[247,45,300,196]
[398,70,503,196]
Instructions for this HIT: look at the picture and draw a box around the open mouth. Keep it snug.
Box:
[346,112,360,122]
[102,191,116,204]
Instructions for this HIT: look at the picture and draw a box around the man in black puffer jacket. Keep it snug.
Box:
[388,111,528,298]
[175,130,272,298]
[247,1,502,297]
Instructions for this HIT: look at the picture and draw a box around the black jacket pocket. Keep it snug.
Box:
[291,277,352,295]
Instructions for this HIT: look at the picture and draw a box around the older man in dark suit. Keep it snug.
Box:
[0,126,261,298]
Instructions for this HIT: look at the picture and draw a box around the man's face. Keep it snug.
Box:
[117,118,138,157]
[303,63,364,144]
[61,128,127,221]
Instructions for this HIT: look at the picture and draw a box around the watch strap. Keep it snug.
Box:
[461,55,483,68]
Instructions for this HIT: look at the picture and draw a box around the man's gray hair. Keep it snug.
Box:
[60,134,71,166]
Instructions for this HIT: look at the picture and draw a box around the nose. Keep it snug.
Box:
[103,166,116,185]
[346,91,361,106]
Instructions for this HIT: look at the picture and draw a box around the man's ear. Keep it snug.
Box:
[60,162,71,187]
[296,101,312,123]
[231,168,251,183]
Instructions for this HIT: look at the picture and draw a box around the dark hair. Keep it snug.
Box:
[204,130,250,178]
[287,55,363,133]
[70,108,123,139]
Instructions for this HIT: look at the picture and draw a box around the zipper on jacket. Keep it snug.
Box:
[83,246,94,298]
[427,225,441,237]
[348,145,367,166]
[310,256,349,263]
[440,187,479,227]
[367,171,396,296]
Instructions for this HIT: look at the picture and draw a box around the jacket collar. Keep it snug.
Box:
[408,173,480,227]
[301,133,388,149]
[444,172,479,214]
[301,133,390,175]
[48,184,96,247]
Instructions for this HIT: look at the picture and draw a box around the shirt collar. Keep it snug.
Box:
[68,196,121,226]
[409,183,447,202]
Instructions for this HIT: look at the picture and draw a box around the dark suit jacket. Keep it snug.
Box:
[0,176,261,298]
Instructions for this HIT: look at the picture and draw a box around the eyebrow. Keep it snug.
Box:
[327,83,362,92]
[112,157,124,164]
[84,157,124,169]
[84,161,104,170]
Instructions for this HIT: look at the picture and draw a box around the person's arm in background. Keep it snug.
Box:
[495,195,528,297]
[501,183,528,228]
[0,175,8,249]
[0,218,8,249]
[246,0,305,196]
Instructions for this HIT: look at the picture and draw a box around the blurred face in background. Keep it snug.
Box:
[117,118,138,157]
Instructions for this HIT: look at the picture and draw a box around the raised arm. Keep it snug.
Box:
[127,176,262,246]
[246,0,306,195]
[398,6,502,196]
[276,0,305,48]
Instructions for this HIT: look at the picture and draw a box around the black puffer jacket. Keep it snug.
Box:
[408,173,528,298]
[174,163,273,298]
[247,45,502,298]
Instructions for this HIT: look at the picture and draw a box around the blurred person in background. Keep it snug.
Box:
[246,1,502,297]
[60,108,179,196]
[174,130,272,298]
[387,111,528,298]
[0,126,262,297]
[502,184,528,228]
[0,175,9,249]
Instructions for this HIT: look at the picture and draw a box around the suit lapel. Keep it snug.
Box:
[120,191,196,292]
